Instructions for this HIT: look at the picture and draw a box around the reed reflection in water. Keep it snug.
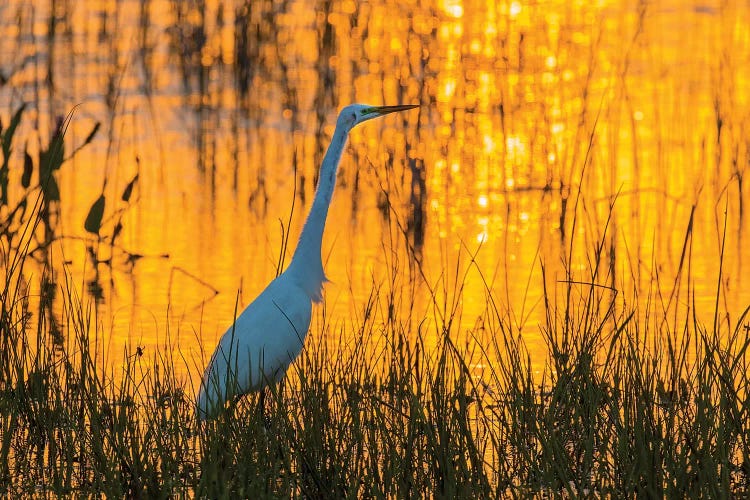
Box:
[0,0,748,385]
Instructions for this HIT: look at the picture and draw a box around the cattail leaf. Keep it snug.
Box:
[121,173,139,202]
[39,117,66,172]
[84,194,106,234]
[40,144,64,175]
[1,103,26,157]
[47,132,65,171]
[0,166,7,206]
[42,176,60,201]
[22,149,33,188]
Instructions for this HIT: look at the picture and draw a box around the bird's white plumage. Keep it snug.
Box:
[196,103,418,420]
[196,271,311,418]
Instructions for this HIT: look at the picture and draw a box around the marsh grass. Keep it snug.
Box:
[1,188,750,498]
[0,118,748,498]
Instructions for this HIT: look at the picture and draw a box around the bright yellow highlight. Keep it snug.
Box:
[441,0,464,18]
[509,1,522,18]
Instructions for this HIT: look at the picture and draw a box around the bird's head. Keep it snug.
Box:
[337,103,419,131]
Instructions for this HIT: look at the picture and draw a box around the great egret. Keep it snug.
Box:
[197,103,419,420]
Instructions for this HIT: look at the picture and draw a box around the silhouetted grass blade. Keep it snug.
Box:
[41,175,60,201]
[81,122,101,148]
[0,104,27,206]
[1,103,26,160]
[121,173,139,202]
[22,149,32,188]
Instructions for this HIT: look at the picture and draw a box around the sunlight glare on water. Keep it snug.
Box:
[0,0,748,386]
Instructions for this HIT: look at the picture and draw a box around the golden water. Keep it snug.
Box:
[1,0,749,386]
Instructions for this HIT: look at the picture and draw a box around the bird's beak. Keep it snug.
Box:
[362,104,420,119]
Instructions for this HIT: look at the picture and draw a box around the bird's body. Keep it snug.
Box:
[197,103,418,420]
[197,273,311,411]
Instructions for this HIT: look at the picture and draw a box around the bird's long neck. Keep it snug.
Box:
[287,124,350,302]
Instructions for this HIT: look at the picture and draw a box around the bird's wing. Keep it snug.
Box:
[197,276,312,417]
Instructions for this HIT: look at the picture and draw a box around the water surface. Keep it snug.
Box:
[1,0,748,384]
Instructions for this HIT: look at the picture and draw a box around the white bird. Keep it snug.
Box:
[197,103,419,420]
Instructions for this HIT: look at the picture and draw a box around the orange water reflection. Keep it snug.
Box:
[1,0,749,387]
